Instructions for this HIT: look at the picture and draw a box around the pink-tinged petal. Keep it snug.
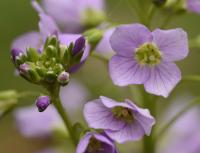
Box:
[144,62,181,98]
[39,13,60,41]
[84,99,125,130]
[152,28,189,62]
[76,132,92,153]
[12,31,41,52]
[187,0,200,14]
[110,24,152,57]
[126,100,155,135]
[105,120,145,143]
[100,96,134,110]
[109,55,150,86]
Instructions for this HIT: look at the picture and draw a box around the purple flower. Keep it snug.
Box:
[36,96,51,112]
[32,0,105,32]
[84,96,155,143]
[187,0,200,14]
[109,24,189,97]
[76,132,118,153]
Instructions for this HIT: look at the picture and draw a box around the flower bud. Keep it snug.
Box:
[84,29,103,48]
[72,36,86,55]
[57,71,70,85]
[19,63,30,74]
[11,48,23,63]
[35,96,50,112]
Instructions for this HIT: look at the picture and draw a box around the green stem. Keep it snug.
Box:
[91,53,109,63]
[50,86,77,146]
[155,97,200,140]
[142,90,157,153]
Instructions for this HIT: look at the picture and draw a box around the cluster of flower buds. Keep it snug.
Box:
[11,35,86,87]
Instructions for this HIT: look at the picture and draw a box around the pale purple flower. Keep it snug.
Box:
[76,132,118,153]
[84,96,155,143]
[32,0,105,32]
[187,0,200,14]
[15,79,89,137]
[109,23,189,97]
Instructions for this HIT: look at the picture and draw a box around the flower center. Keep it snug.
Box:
[135,43,162,66]
[112,106,134,123]
[86,137,102,153]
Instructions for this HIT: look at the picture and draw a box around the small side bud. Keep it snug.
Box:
[36,96,50,112]
[46,45,57,58]
[11,48,23,63]
[19,63,30,74]
[57,71,70,86]
[72,36,86,55]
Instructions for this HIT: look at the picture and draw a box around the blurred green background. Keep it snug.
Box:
[0,0,200,153]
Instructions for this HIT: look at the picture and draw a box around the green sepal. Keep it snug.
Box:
[26,48,39,62]
[44,35,59,49]
[45,45,58,58]
[45,71,57,83]
[83,29,103,49]
[28,69,41,82]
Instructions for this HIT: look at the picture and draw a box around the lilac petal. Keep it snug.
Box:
[109,55,150,86]
[100,96,134,110]
[105,120,145,143]
[144,62,181,98]
[15,106,61,137]
[187,0,200,14]
[32,0,45,14]
[84,99,125,131]
[110,23,152,57]
[39,13,60,41]
[152,28,189,62]
[76,132,92,153]
[126,100,155,135]
[12,31,41,52]
[96,28,115,57]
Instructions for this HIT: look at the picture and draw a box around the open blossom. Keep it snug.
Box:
[109,23,189,97]
[32,0,105,32]
[84,96,155,143]
[187,0,200,14]
[76,132,118,153]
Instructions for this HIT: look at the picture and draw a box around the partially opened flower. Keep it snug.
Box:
[109,23,189,97]
[84,96,155,143]
[32,0,105,32]
[187,0,200,14]
[76,132,118,153]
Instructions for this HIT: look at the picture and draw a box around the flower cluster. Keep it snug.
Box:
[9,0,195,153]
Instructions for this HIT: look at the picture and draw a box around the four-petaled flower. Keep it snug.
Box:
[109,23,189,97]
[76,132,118,153]
[84,96,155,143]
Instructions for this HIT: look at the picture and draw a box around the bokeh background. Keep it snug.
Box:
[0,0,200,153]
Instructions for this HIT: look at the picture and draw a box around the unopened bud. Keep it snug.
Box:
[36,96,50,112]
[19,63,30,74]
[11,48,23,63]
[57,71,70,85]
[73,36,86,55]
